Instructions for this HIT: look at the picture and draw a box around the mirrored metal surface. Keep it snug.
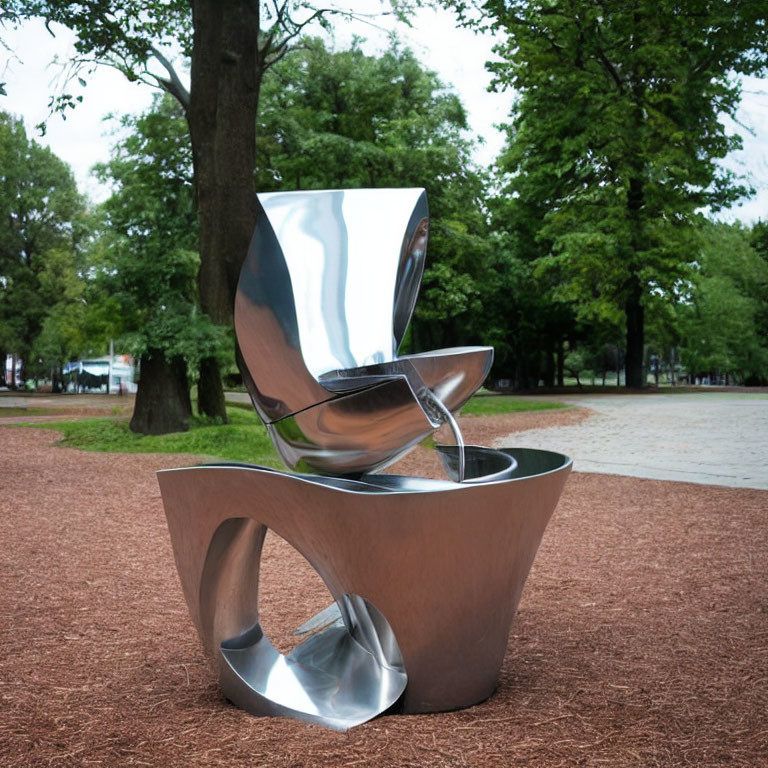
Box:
[435,444,518,484]
[266,376,434,476]
[159,187,573,731]
[220,596,407,730]
[260,189,428,380]
[157,448,572,726]
[234,188,493,476]
[235,189,431,422]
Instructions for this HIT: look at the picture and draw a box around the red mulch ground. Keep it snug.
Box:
[1,411,766,767]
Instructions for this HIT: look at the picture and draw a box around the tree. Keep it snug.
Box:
[94,94,224,434]
[28,242,118,390]
[484,179,587,389]
[678,222,768,384]
[0,111,85,385]
[750,219,768,382]
[461,0,768,388]
[7,1,406,423]
[254,37,494,353]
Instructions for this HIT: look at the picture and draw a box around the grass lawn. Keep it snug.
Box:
[26,404,283,467]
[19,395,567,463]
[459,395,568,416]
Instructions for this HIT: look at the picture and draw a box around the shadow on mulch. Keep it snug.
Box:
[1,417,766,768]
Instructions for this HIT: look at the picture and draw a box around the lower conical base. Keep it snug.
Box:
[158,447,572,728]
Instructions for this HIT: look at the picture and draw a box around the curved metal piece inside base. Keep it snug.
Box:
[220,595,407,730]
[158,447,572,729]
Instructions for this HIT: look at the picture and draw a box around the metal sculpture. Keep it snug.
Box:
[234,189,493,477]
[158,188,572,730]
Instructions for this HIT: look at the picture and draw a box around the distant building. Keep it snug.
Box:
[62,355,137,394]
[2,355,21,388]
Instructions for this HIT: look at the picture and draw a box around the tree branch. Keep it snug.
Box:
[263,41,296,71]
[505,12,566,54]
[597,50,624,91]
[149,46,190,110]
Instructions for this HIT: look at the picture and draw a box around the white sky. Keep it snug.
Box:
[1,8,766,223]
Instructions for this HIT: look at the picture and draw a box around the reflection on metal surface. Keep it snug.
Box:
[159,188,573,730]
[219,595,407,730]
[234,188,492,476]
[158,449,572,726]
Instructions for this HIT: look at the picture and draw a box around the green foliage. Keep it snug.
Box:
[478,211,581,386]
[0,112,90,378]
[28,405,282,465]
[471,0,768,387]
[751,220,768,374]
[678,222,768,383]
[256,39,473,191]
[29,237,122,378]
[93,94,225,373]
[255,38,493,351]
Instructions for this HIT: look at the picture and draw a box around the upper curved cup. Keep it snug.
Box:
[236,189,430,420]
[234,188,493,475]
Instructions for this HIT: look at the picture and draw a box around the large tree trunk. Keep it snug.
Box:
[130,349,192,435]
[187,0,262,422]
[625,274,645,388]
[197,356,227,420]
[198,355,226,419]
[542,343,555,388]
[625,169,646,389]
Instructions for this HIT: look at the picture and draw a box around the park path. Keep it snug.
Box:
[496,392,768,489]
[0,393,127,425]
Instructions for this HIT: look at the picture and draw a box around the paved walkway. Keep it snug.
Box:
[495,393,768,490]
[0,393,121,408]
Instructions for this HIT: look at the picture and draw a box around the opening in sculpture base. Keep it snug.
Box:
[220,595,406,730]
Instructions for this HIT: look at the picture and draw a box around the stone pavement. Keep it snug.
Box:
[495,393,768,490]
